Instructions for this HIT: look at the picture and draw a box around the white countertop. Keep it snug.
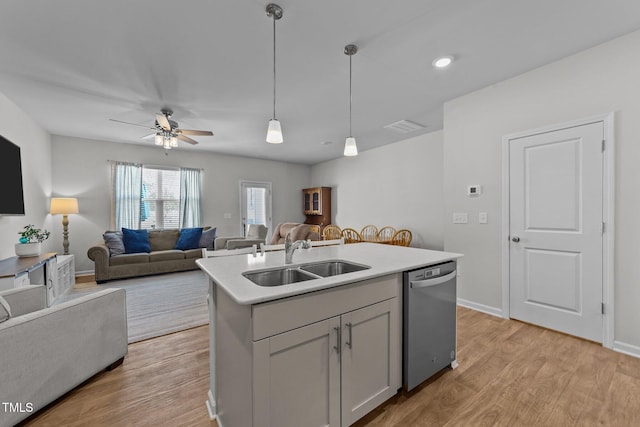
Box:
[197,243,463,305]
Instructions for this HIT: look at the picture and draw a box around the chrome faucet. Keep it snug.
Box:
[285,232,311,264]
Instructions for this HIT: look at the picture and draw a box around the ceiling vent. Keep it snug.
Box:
[383,120,426,134]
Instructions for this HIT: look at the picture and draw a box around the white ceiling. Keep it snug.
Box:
[1,0,640,165]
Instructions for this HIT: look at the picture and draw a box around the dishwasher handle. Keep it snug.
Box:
[410,270,457,289]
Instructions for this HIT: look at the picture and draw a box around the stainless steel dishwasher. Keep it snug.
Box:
[403,260,457,391]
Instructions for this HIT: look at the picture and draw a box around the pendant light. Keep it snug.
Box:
[266,4,283,144]
[344,44,358,156]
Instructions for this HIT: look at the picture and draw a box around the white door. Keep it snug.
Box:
[240,181,272,238]
[509,122,603,342]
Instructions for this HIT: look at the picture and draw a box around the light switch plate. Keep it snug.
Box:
[453,213,468,224]
[479,212,488,224]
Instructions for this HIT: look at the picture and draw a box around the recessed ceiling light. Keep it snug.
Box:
[432,56,454,69]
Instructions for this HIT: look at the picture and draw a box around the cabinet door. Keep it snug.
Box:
[45,258,58,305]
[304,191,312,213]
[341,298,400,426]
[254,316,341,427]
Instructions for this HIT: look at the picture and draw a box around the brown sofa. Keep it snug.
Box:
[88,228,210,283]
[270,223,320,244]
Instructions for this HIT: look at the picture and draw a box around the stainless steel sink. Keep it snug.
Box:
[300,260,370,277]
[242,267,318,287]
[242,260,371,287]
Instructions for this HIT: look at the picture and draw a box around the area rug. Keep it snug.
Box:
[69,270,209,343]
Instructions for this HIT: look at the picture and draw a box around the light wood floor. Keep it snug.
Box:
[22,307,640,426]
[21,326,214,427]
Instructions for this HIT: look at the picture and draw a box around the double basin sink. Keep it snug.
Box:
[243,259,370,287]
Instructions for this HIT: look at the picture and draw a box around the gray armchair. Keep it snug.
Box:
[214,224,269,250]
[0,285,128,426]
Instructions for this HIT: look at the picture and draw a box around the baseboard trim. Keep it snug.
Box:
[613,340,640,359]
[75,274,96,284]
[206,389,216,420]
[457,298,504,318]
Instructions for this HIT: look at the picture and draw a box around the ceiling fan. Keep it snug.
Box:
[110,108,214,149]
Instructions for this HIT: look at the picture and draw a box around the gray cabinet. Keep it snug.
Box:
[212,273,402,427]
[254,316,341,427]
[253,298,398,427]
[340,298,399,425]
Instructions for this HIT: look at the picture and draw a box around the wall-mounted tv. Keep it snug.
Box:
[0,135,25,215]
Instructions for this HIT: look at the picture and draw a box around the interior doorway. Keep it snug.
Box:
[501,114,614,347]
[240,181,272,240]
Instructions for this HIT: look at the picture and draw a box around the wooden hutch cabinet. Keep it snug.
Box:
[303,187,331,230]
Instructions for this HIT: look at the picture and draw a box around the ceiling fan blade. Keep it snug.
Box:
[141,133,156,140]
[177,134,199,145]
[179,129,214,136]
[109,118,155,130]
[156,113,171,131]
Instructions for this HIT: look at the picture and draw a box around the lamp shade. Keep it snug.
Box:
[344,137,358,156]
[50,198,79,215]
[266,119,283,144]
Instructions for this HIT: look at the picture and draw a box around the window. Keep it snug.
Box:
[111,161,202,230]
[141,167,180,229]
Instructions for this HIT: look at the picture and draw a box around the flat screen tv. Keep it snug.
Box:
[0,135,25,215]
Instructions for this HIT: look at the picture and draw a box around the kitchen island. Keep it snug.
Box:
[197,242,462,427]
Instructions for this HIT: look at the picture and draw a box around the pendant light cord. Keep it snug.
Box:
[272,14,277,120]
[349,53,353,137]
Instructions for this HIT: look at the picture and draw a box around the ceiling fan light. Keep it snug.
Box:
[344,137,358,156]
[169,135,178,147]
[154,133,163,145]
[266,119,283,144]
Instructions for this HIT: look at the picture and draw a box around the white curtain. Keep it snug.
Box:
[111,161,142,230]
[179,167,202,228]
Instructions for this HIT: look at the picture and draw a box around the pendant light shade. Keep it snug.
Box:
[154,133,163,146]
[344,44,359,156]
[267,119,283,144]
[266,4,284,144]
[344,137,358,156]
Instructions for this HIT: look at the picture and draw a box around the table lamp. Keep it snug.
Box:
[50,197,79,255]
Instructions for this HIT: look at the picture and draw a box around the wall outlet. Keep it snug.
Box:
[223,213,232,219]
[479,212,488,224]
[452,213,468,224]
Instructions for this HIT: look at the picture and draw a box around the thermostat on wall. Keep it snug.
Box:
[467,185,482,197]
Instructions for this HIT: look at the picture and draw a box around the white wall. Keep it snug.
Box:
[444,30,640,349]
[0,93,53,260]
[311,131,444,249]
[51,136,310,272]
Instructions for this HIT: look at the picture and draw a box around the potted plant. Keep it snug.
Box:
[15,224,50,257]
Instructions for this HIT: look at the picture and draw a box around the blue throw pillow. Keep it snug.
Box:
[175,227,204,250]
[122,228,151,254]
[199,227,217,249]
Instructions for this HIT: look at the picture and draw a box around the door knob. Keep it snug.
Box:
[511,236,520,242]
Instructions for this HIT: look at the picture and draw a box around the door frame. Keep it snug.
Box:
[239,180,272,240]
[500,113,615,348]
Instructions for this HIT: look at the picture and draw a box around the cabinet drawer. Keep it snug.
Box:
[252,273,400,341]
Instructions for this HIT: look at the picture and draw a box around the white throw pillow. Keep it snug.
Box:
[0,295,11,323]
